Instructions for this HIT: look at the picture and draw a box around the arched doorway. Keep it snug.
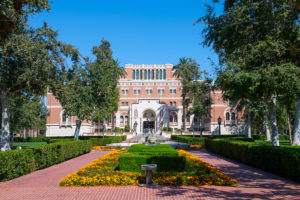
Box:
[142,110,156,133]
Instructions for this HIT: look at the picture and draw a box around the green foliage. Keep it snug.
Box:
[115,127,122,133]
[31,140,92,169]
[205,138,300,182]
[119,144,185,172]
[124,124,130,132]
[12,142,47,149]
[162,127,172,131]
[0,149,35,181]
[14,136,51,143]
[0,140,92,181]
[171,135,206,145]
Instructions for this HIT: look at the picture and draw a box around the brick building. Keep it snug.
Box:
[46,64,246,137]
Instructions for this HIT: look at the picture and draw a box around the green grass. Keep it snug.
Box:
[12,142,47,149]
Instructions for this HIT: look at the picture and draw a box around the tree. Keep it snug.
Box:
[187,79,211,136]
[52,40,125,139]
[173,57,202,132]
[0,1,80,150]
[199,0,299,146]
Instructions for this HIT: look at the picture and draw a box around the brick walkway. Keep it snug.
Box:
[0,149,299,200]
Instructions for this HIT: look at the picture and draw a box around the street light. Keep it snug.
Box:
[217,116,222,136]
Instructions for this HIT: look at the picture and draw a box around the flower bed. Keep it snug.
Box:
[60,149,237,186]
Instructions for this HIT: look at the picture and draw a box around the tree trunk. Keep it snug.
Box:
[112,112,115,133]
[74,119,81,140]
[292,100,300,145]
[1,91,11,151]
[23,128,26,138]
[247,111,252,138]
[287,111,292,145]
[182,105,186,135]
[270,96,280,146]
[263,109,271,141]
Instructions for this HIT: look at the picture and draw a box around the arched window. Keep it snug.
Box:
[159,69,162,80]
[151,69,154,80]
[133,70,135,80]
[163,69,166,80]
[186,116,190,122]
[156,69,159,80]
[140,69,142,80]
[169,115,173,123]
[174,114,178,123]
[226,112,230,120]
[231,112,236,120]
[148,69,150,80]
[144,69,147,80]
[120,116,124,123]
[136,70,139,80]
[125,116,128,123]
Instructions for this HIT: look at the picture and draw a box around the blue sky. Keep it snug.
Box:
[29,0,223,77]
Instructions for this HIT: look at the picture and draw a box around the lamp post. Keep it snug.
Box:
[218,116,222,136]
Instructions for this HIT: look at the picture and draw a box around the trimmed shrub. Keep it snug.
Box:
[124,125,130,132]
[0,149,36,181]
[119,144,185,172]
[31,140,92,169]
[14,136,51,143]
[171,135,206,145]
[115,127,122,132]
[205,139,300,182]
[119,153,186,172]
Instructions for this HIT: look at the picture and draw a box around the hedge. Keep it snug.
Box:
[119,153,186,172]
[14,136,51,143]
[119,144,186,172]
[171,135,206,145]
[0,140,92,181]
[205,139,300,182]
[0,149,36,181]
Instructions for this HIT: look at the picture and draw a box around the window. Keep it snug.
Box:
[151,69,154,80]
[122,89,128,94]
[140,69,142,80]
[170,102,173,106]
[187,116,190,122]
[159,69,162,80]
[173,101,176,106]
[136,70,139,80]
[61,113,72,125]
[156,69,159,80]
[231,112,236,120]
[144,69,147,80]
[126,102,128,106]
[163,69,166,80]
[125,116,128,123]
[174,114,178,123]
[169,115,173,122]
[134,89,141,94]
[147,69,150,80]
[133,70,135,80]
[146,89,152,94]
[120,116,124,123]
[170,88,176,94]
[158,88,165,94]
[226,112,230,120]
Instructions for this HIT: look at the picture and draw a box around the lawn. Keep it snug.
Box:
[60,145,237,186]
[12,142,47,149]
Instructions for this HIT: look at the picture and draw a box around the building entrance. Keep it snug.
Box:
[143,121,155,129]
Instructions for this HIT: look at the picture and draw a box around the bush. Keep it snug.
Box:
[205,139,300,182]
[119,144,186,172]
[171,135,206,145]
[31,140,92,169]
[0,149,36,181]
[124,125,130,132]
[115,127,122,133]
[14,136,51,143]
[119,153,186,172]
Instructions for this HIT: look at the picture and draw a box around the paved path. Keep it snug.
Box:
[0,149,299,200]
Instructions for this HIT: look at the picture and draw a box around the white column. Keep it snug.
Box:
[116,112,120,127]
